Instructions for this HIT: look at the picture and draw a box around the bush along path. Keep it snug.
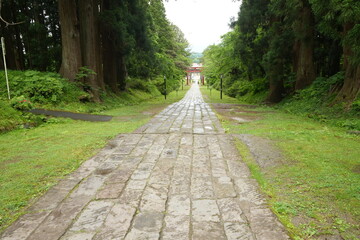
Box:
[1,84,289,240]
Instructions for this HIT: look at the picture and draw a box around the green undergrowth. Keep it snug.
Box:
[201,86,360,239]
[200,86,243,104]
[232,74,360,131]
[0,70,186,132]
[0,85,189,233]
[0,100,24,132]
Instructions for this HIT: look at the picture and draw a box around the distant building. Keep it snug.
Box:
[186,63,203,84]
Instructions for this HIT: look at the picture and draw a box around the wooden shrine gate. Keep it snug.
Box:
[186,65,204,85]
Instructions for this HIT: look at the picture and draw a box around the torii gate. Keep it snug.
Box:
[186,65,204,85]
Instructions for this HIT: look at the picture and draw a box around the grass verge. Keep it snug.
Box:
[201,86,360,240]
[0,86,189,233]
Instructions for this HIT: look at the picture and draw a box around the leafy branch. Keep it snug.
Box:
[0,0,24,27]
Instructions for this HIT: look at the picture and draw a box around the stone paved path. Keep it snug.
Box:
[1,85,289,240]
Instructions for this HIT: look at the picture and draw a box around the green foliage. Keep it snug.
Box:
[190,52,203,63]
[0,99,24,132]
[75,66,96,82]
[0,70,88,105]
[10,96,33,111]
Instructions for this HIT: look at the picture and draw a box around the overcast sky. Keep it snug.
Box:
[164,0,241,53]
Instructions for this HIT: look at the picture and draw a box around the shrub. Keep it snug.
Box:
[226,78,268,98]
[0,99,24,132]
[0,70,87,105]
[10,96,33,111]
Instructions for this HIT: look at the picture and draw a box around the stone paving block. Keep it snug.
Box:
[126,179,147,190]
[120,134,143,145]
[115,145,137,155]
[71,175,106,197]
[94,161,119,176]
[67,162,99,181]
[193,127,205,134]
[26,198,89,240]
[178,144,193,156]
[217,198,244,222]
[213,176,237,198]
[249,207,290,240]
[234,178,266,206]
[118,189,143,207]
[60,232,95,240]
[169,177,190,195]
[142,153,160,164]
[125,212,163,240]
[227,159,252,179]
[192,200,220,222]
[191,178,214,199]
[96,182,125,199]
[208,145,223,159]
[211,166,228,178]
[80,157,104,169]
[27,178,80,212]
[70,200,113,232]
[148,172,171,186]
[105,168,132,184]
[0,210,50,240]
[167,194,190,216]
[181,135,193,146]
[106,153,125,162]
[224,222,254,240]
[139,185,168,212]
[131,166,153,180]
[122,156,143,166]
[192,221,226,240]
[162,215,190,240]
[93,203,136,240]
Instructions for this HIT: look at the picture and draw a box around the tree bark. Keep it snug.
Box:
[266,60,285,103]
[336,22,360,104]
[102,30,118,93]
[294,0,316,90]
[58,0,82,81]
[78,0,104,101]
[117,53,128,91]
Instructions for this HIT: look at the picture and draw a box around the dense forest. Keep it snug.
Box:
[0,0,191,101]
[203,0,360,109]
[1,0,359,111]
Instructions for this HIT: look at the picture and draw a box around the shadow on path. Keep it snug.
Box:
[29,109,113,122]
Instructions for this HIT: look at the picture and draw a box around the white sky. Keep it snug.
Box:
[164,0,241,53]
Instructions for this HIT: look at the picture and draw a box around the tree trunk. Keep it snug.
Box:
[102,31,119,93]
[294,0,316,90]
[117,53,128,91]
[58,0,82,81]
[326,39,341,77]
[10,0,25,70]
[266,60,285,103]
[337,64,360,103]
[336,22,360,104]
[2,33,18,70]
[101,0,118,93]
[78,0,104,101]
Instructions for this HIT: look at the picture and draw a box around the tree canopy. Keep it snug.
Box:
[0,0,191,101]
[202,0,360,106]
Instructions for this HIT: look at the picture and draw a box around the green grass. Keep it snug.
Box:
[201,86,242,104]
[0,100,24,132]
[201,86,360,239]
[0,86,189,233]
